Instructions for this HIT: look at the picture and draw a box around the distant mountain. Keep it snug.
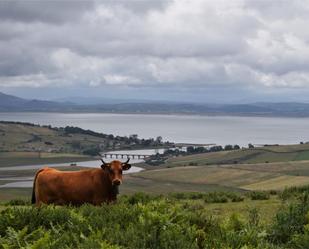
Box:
[1,91,309,116]
[0,92,27,108]
[52,96,149,105]
[0,92,68,111]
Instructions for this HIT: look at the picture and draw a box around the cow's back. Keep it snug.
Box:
[34,167,111,205]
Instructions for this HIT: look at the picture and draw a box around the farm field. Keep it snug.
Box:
[167,143,309,166]
[134,159,309,191]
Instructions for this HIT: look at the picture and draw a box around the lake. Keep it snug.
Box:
[1,112,309,146]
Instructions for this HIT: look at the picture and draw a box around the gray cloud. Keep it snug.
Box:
[0,0,94,23]
[1,0,309,101]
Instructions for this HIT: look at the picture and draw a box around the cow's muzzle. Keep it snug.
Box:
[112,179,121,186]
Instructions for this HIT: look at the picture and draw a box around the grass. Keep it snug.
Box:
[202,197,281,224]
[0,188,32,202]
[135,165,279,189]
[122,175,242,194]
[242,175,309,190]
[0,153,94,167]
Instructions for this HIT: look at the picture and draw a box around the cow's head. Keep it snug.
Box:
[101,158,131,186]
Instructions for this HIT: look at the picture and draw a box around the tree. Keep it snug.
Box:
[233,145,240,150]
[83,147,100,156]
[187,146,195,153]
[156,136,163,144]
[248,143,254,149]
[224,145,233,151]
[209,146,223,152]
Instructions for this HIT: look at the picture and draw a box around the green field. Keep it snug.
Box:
[167,144,309,166]
[132,160,309,192]
[0,151,94,167]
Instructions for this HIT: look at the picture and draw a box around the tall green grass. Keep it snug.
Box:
[1,192,309,248]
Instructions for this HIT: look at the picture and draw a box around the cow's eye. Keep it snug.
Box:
[119,170,123,174]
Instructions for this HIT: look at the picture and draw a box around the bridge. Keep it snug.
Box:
[174,143,216,148]
[101,153,150,159]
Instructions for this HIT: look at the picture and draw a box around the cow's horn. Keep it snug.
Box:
[101,159,107,165]
[123,158,130,164]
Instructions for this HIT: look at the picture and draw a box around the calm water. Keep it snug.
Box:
[1,112,309,146]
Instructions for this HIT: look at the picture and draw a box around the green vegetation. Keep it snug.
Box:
[0,121,169,155]
[1,190,309,248]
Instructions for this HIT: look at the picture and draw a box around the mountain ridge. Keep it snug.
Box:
[1,91,309,117]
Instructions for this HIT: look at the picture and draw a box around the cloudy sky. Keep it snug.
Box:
[1,0,309,103]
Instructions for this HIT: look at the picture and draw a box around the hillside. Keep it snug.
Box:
[0,121,169,166]
[125,144,309,193]
[0,92,66,111]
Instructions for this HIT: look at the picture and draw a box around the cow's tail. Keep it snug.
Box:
[31,168,45,204]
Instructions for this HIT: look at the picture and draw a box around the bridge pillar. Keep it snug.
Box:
[121,154,124,158]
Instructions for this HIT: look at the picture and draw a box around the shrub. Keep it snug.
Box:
[248,208,260,227]
[269,190,278,195]
[169,192,204,200]
[279,185,309,201]
[82,147,100,156]
[248,191,270,200]
[4,199,30,206]
[122,192,156,205]
[231,195,245,202]
[1,191,307,248]
[270,193,309,244]
[204,192,229,203]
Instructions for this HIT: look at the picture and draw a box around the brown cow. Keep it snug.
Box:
[31,159,131,206]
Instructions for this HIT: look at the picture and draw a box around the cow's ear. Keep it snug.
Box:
[122,163,131,171]
[101,159,110,170]
[101,164,107,170]
[101,163,111,170]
